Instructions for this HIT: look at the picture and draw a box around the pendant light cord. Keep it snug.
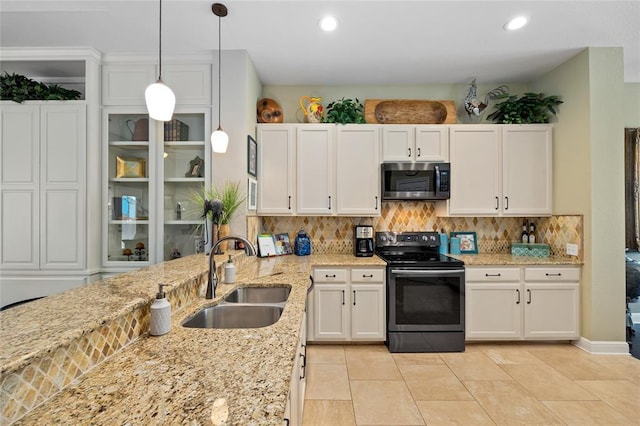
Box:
[217,13,222,129]
[158,0,163,80]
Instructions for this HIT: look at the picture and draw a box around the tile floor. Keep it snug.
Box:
[301,342,640,425]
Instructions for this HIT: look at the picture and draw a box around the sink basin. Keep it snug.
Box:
[182,305,283,329]
[223,286,291,304]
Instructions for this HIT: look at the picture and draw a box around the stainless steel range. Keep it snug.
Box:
[376,231,465,353]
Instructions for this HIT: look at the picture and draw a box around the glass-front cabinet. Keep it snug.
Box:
[103,107,210,271]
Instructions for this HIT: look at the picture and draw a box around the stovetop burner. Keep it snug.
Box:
[375,231,464,267]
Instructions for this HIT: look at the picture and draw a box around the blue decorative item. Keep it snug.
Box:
[294,230,311,256]
[439,233,448,255]
[450,237,461,255]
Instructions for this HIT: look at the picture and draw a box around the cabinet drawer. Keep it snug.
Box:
[351,269,384,283]
[313,269,348,283]
[466,268,520,282]
[524,267,580,282]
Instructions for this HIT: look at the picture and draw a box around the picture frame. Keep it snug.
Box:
[116,156,146,178]
[450,231,478,254]
[247,135,257,177]
[185,155,204,178]
[247,177,257,211]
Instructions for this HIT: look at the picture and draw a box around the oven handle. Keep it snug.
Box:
[390,269,465,275]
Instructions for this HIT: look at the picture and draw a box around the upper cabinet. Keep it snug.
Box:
[437,124,552,217]
[257,124,381,217]
[381,125,449,162]
[102,64,211,106]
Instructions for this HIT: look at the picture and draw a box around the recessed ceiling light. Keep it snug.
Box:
[504,15,528,31]
[319,16,337,32]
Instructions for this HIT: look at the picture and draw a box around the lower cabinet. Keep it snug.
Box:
[309,267,386,342]
[466,265,580,341]
[285,311,307,425]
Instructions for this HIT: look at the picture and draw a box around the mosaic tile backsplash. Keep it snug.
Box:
[259,202,583,259]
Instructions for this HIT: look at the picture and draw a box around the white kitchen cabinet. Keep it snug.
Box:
[257,124,296,215]
[102,63,211,106]
[336,125,381,215]
[1,102,90,308]
[296,125,334,215]
[310,267,385,342]
[102,107,210,270]
[465,265,580,341]
[285,311,307,426]
[438,124,552,217]
[381,125,448,162]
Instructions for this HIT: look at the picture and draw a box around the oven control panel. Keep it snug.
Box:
[376,231,439,248]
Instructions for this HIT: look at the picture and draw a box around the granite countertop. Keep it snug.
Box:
[5,253,385,425]
[450,253,583,266]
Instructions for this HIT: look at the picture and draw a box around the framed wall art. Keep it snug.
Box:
[450,231,478,254]
[247,177,258,211]
[247,135,257,177]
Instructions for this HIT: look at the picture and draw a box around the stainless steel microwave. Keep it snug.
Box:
[381,162,450,200]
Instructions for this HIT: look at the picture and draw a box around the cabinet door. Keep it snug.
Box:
[296,125,334,214]
[351,284,385,341]
[336,125,380,215]
[102,65,155,105]
[0,105,40,269]
[524,283,579,339]
[502,125,552,216]
[381,125,413,162]
[415,126,449,162]
[466,283,522,340]
[314,284,349,340]
[448,126,501,215]
[257,125,295,215]
[163,64,212,105]
[40,105,86,269]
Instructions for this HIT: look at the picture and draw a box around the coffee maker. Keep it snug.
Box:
[354,225,374,257]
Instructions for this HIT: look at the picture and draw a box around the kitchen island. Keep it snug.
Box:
[1,252,384,425]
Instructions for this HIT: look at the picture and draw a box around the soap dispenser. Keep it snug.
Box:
[150,284,171,336]
[224,255,236,284]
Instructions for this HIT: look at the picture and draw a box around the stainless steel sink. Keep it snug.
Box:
[182,304,283,329]
[223,286,291,304]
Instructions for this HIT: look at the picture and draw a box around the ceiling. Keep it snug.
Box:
[1,0,639,85]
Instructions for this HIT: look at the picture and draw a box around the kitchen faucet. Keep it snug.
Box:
[206,235,257,299]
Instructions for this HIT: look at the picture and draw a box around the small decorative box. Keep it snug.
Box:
[511,243,551,257]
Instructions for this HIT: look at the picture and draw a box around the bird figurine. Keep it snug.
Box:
[464,78,510,117]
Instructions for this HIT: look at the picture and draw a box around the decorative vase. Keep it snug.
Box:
[214,223,231,253]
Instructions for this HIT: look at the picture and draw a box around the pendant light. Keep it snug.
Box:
[211,2,229,153]
[145,0,175,121]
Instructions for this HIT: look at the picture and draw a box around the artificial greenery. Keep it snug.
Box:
[0,72,82,103]
[193,180,246,225]
[323,97,366,124]
[486,92,563,124]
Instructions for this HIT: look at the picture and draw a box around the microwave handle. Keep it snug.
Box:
[435,165,441,192]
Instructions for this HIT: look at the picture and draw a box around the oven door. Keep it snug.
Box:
[388,267,465,332]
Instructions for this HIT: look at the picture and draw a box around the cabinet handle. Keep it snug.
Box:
[325,274,336,278]
[353,290,356,306]
[527,289,532,304]
[504,196,509,210]
[545,273,562,277]
[495,196,499,210]
[342,290,345,305]
[328,195,332,210]
[284,419,290,426]
[375,196,378,210]
[288,195,292,210]
[417,147,421,157]
[485,273,501,277]
[516,289,520,304]
[363,274,374,278]
[300,351,307,379]
[408,147,412,157]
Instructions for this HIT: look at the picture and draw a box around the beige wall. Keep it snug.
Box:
[624,83,640,127]
[533,47,626,342]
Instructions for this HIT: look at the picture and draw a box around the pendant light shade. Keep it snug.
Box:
[146,0,175,122]
[145,78,175,121]
[211,3,228,153]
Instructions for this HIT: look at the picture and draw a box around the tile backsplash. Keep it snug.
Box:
[255,202,582,259]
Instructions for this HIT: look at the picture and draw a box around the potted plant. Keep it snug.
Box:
[323,97,366,124]
[486,92,563,124]
[193,180,246,252]
[1,72,81,103]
